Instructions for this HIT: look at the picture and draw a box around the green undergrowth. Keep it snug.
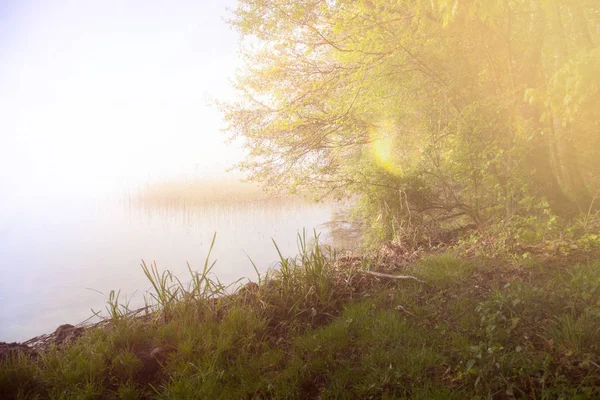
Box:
[2,233,600,399]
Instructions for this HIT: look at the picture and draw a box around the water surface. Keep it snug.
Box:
[0,193,339,342]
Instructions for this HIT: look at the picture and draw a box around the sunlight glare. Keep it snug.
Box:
[370,118,403,176]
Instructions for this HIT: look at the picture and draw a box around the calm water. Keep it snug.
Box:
[0,194,340,342]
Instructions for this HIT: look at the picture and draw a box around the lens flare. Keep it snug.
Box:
[370,119,402,176]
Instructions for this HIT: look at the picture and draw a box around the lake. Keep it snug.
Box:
[0,190,348,342]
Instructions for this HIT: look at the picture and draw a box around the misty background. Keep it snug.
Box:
[0,0,244,202]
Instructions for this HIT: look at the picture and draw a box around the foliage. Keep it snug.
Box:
[456,201,600,259]
[223,0,600,242]
[3,241,600,398]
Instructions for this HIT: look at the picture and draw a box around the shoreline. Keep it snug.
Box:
[3,239,600,397]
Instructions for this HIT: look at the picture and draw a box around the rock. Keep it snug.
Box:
[136,351,161,380]
[0,342,36,361]
[243,282,259,292]
[136,346,174,381]
[150,346,173,361]
[53,324,84,345]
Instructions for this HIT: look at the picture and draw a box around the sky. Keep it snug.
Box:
[0,0,244,200]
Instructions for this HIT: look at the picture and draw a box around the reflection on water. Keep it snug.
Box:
[0,190,353,342]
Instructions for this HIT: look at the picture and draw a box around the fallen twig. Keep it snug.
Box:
[396,304,417,317]
[361,270,427,284]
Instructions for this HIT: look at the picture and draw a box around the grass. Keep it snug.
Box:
[2,234,600,399]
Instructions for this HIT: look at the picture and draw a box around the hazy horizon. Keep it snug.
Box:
[0,0,245,201]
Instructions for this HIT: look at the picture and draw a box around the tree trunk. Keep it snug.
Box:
[546,3,593,212]
[518,1,579,215]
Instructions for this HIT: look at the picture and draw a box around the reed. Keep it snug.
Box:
[133,178,310,209]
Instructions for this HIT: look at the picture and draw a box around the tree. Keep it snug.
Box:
[223,0,600,242]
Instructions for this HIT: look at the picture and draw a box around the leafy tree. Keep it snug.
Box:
[222,0,600,242]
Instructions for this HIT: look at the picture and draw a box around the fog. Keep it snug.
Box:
[0,0,243,200]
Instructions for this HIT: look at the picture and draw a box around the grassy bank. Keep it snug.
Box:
[2,233,600,399]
